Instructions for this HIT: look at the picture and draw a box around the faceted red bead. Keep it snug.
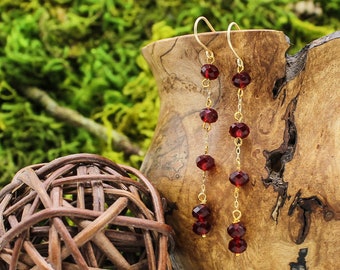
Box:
[227,222,246,238]
[229,122,250,138]
[200,108,218,123]
[201,64,219,80]
[192,204,211,221]
[196,155,215,171]
[232,71,251,88]
[229,171,249,187]
[228,238,247,254]
[193,220,212,236]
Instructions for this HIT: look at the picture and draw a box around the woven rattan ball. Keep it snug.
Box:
[0,153,173,270]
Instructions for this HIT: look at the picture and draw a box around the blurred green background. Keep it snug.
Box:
[0,0,339,186]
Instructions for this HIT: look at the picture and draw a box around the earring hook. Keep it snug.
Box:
[227,22,244,72]
[194,16,216,61]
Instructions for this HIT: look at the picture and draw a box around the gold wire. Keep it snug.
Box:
[202,122,211,131]
[194,16,216,58]
[202,78,210,88]
[198,171,208,203]
[206,51,215,64]
[238,88,244,99]
[232,188,242,222]
[234,111,243,122]
[234,187,240,200]
[227,22,249,231]
[237,60,244,73]
[234,137,243,147]
[232,209,242,223]
[194,16,218,210]
[201,183,206,193]
[227,22,244,72]
[234,88,244,122]
[198,192,207,204]
[234,138,242,170]
[206,97,212,108]
[199,119,210,201]
[194,16,216,64]
[192,17,218,239]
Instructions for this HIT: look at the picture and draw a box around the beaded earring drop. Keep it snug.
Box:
[226,22,251,254]
[192,16,219,237]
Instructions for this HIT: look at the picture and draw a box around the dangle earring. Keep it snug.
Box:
[192,16,219,237]
[226,22,251,254]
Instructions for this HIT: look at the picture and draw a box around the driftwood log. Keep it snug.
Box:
[141,30,340,269]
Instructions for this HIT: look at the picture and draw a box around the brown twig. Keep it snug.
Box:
[22,87,142,156]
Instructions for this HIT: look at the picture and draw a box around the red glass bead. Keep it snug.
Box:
[196,155,215,171]
[200,108,218,123]
[229,171,249,187]
[201,64,219,80]
[232,71,251,88]
[193,220,212,236]
[227,222,246,238]
[228,238,247,254]
[192,204,211,221]
[229,122,250,139]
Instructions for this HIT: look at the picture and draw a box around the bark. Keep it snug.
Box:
[141,30,340,269]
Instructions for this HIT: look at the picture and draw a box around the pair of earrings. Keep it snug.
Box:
[191,17,251,255]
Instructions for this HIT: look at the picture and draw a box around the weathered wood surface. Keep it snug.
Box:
[141,30,340,269]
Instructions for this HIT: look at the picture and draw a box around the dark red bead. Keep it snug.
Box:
[228,238,247,254]
[200,108,218,123]
[193,220,212,236]
[192,204,211,221]
[229,122,250,139]
[201,64,219,80]
[232,71,251,88]
[227,222,246,238]
[196,155,215,171]
[229,171,249,187]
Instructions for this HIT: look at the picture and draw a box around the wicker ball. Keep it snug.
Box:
[0,153,173,269]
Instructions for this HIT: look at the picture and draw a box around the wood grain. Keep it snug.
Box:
[141,30,340,270]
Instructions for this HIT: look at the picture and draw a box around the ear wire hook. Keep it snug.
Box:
[194,16,217,62]
[227,22,244,72]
